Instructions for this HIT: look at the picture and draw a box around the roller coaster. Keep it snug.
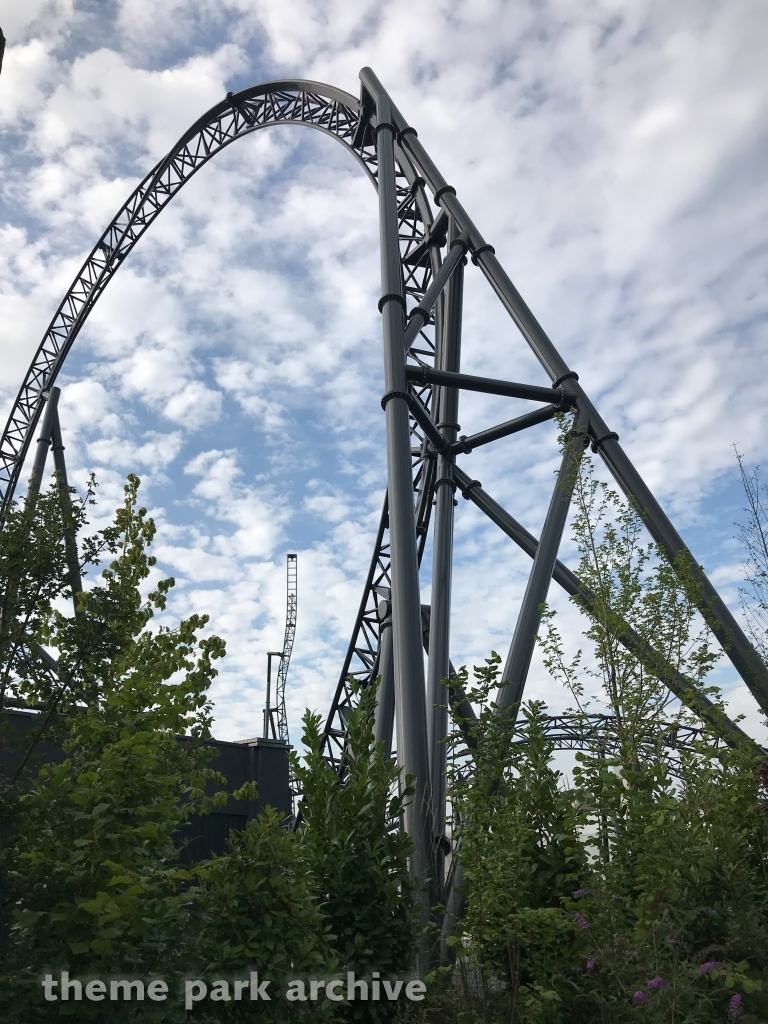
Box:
[2,67,766,963]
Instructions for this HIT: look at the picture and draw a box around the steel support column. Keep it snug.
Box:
[25,388,61,505]
[50,409,83,613]
[497,413,588,712]
[373,598,395,760]
[368,74,434,939]
[426,222,464,852]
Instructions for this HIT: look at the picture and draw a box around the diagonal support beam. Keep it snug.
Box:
[496,413,588,713]
[451,404,557,455]
[453,465,761,751]
[407,389,448,453]
[590,422,768,714]
[402,233,469,352]
[408,388,558,459]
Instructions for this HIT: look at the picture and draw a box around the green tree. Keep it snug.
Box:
[0,476,226,1020]
[1,474,421,1022]
[540,455,719,767]
[191,808,339,1023]
[558,739,768,1024]
[539,455,768,1022]
[0,475,97,725]
[293,683,419,1021]
[445,658,585,1024]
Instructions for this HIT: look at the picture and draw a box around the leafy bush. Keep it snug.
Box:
[557,738,768,1023]
[191,809,338,1022]
[1,477,227,1020]
[293,683,420,1020]
[445,661,585,1022]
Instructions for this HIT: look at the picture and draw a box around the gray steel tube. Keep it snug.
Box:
[25,388,61,505]
[405,365,569,405]
[497,412,588,712]
[426,479,455,817]
[451,404,557,455]
[427,218,464,851]
[373,599,395,760]
[420,601,478,742]
[50,410,84,612]
[370,81,434,938]
[407,389,448,452]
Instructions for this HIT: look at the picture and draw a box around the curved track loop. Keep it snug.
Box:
[447,718,728,787]
[0,79,445,769]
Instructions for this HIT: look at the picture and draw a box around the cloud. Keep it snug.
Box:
[0,1,73,47]
[184,448,288,558]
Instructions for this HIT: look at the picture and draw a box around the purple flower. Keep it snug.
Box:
[698,961,720,975]
[667,937,684,949]
[728,993,742,1019]
[633,991,649,1005]
[571,911,590,930]
[648,978,667,990]
[572,889,589,898]
[586,954,598,970]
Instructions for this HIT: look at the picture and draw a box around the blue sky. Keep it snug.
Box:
[0,0,766,745]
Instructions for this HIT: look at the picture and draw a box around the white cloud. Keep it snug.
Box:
[184,448,288,558]
[0,0,73,46]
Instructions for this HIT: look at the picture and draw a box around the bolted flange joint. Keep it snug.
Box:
[591,431,619,453]
[380,390,410,410]
[471,243,495,265]
[378,293,406,313]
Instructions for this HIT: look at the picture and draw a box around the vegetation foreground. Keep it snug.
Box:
[0,450,766,1022]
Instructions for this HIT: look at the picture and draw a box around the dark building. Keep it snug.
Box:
[178,733,292,860]
[0,709,292,860]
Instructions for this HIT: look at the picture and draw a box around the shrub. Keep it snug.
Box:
[293,683,420,1021]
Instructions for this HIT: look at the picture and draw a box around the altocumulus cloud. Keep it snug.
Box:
[0,0,766,743]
